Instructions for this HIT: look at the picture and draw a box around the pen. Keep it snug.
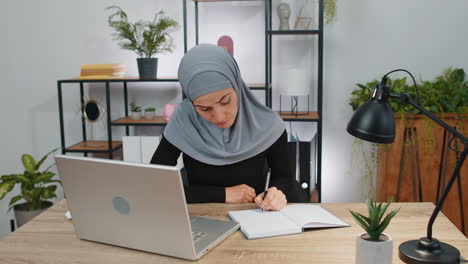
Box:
[262,169,271,212]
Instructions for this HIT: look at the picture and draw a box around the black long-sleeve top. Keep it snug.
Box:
[150,130,307,203]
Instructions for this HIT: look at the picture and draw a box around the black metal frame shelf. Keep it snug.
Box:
[57,78,177,159]
[183,0,324,201]
[268,30,320,35]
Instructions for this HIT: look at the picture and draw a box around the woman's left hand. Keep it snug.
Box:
[254,186,287,211]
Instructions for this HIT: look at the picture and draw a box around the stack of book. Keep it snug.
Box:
[79,64,126,79]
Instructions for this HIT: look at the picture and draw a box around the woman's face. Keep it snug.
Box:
[192,87,238,128]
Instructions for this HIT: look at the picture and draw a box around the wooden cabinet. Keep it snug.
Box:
[378,114,468,234]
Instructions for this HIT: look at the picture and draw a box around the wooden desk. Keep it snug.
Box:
[0,200,466,263]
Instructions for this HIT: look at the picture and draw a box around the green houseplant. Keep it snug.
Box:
[0,148,61,227]
[324,0,337,24]
[350,198,399,264]
[144,107,156,120]
[130,103,142,120]
[106,6,178,79]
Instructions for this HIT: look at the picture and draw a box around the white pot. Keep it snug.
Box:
[144,111,155,120]
[356,232,393,264]
[14,201,53,227]
[130,111,142,120]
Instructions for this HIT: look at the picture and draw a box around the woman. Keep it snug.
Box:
[151,44,308,211]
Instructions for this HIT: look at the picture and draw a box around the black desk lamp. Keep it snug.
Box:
[347,69,468,264]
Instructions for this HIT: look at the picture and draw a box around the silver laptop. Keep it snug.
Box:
[55,155,239,260]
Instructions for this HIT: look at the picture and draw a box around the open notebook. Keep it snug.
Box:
[228,204,349,239]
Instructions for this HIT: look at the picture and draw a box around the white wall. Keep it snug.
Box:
[1,0,467,238]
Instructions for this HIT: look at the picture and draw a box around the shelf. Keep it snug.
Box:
[277,111,320,122]
[248,83,269,90]
[193,0,262,2]
[268,30,320,35]
[65,141,122,153]
[59,76,178,83]
[112,116,168,126]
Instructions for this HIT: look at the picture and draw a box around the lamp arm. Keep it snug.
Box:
[390,92,468,240]
[426,146,467,239]
[391,93,467,143]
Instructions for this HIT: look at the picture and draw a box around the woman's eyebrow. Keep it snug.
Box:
[194,92,232,108]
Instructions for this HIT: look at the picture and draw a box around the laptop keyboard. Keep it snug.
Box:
[192,231,207,242]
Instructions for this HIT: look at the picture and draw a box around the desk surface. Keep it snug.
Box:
[0,200,466,263]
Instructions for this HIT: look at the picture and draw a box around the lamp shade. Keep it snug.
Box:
[346,98,396,144]
[280,68,310,96]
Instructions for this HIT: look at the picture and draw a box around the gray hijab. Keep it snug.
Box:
[163,44,285,165]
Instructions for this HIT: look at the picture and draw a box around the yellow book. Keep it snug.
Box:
[80,63,127,76]
[80,69,126,76]
[78,75,126,80]
[80,63,126,70]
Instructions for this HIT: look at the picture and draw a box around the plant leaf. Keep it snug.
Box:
[22,154,36,174]
[42,185,57,200]
[33,172,55,184]
[9,195,23,207]
[377,197,393,222]
[350,210,370,232]
[34,148,59,171]
[1,174,19,181]
[16,175,33,187]
[44,179,62,186]
[0,181,17,200]
[375,209,400,236]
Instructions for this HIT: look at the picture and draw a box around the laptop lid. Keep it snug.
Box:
[55,155,197,260]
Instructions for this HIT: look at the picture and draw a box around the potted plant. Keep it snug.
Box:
[0,148,61,227]
[324,0,337,24]
[106,6,178,79]
[130,103,142,120]
[350,198,399,264]
[144,107,156,120]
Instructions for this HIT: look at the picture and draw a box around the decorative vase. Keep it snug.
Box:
[356,233,393,264]
[137,58,158,79]
[278,3,291,30]
[14,201,53,227]
[130,111,142,120]
[163,104,177,121]
[144,111,155,120]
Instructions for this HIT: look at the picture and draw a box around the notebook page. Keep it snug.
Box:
[281,205,349,228]
[228,209,302,239]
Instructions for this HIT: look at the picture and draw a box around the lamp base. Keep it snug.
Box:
[399,238,460,264]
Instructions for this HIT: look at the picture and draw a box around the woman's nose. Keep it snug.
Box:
[212,108,226,122]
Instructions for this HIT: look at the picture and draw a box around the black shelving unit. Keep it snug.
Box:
[183,0,323,201]
[57,77,178,159]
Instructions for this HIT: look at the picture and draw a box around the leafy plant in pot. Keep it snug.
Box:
[106,6,178,79]
[130,103,142,120]
[0,148,61,227]
[350,198,399,264]
[144,107,156,120]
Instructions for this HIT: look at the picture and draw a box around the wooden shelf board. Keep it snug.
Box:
[59,76,178,83]
[194,0,261,2]
[66,141,122,152]
[277,111,320,121]
[112,116,168,125]
[248,83,266,88]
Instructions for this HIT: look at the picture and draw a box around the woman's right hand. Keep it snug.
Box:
[225,184,256,204]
